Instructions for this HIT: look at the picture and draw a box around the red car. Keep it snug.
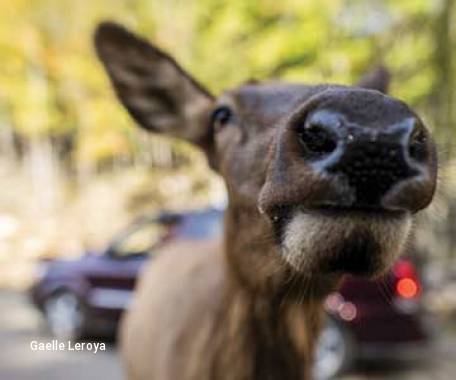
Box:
[314,258,430,379]
[29,209,431,379]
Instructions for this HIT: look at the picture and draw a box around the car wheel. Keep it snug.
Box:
[44,290,85,340]
[313,317,354,380]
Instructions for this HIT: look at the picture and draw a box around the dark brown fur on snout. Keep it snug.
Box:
[94,22,438,380]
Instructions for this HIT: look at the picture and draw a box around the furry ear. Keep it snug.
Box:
[94,22,214,148]
[357,66,390,94]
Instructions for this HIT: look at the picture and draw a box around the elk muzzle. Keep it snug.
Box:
[296,110,432,212]
[258,90,437,277]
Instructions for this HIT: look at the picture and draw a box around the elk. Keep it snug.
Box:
[94,22,437,380]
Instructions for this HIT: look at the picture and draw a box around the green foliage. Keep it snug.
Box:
[0,0,454,167]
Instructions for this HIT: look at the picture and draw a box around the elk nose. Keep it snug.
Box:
[297,112,428,208]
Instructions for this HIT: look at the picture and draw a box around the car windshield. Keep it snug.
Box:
[175,209,223,240]
[108,209,223,258]
[109,217,179,258]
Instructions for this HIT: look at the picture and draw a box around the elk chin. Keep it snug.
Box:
[279,209,412,277]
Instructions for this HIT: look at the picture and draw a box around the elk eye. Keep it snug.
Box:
[211,106,233,131]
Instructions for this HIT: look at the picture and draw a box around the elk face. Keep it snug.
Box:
[95,23,437,280]
[258,88,437,276]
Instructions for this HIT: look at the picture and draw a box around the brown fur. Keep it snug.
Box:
[94,22,438,380]
[122,237,326,380]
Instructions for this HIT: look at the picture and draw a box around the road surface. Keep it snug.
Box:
[0,290,454,380]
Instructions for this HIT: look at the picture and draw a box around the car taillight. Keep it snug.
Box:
[393,259,416,278]
[396,277,419,299]
[393,259,420,299]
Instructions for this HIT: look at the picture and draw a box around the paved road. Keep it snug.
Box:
[0,291,122,380]
[0,290,454,380]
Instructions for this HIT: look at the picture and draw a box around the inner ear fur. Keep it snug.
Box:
[94,21,214,148]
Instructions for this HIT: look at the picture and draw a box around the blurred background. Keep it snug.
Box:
[1,0,456,379]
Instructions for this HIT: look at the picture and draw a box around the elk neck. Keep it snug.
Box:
[208,202,339,380]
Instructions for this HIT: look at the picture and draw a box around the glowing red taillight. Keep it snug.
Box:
[393,259,420,299]
[396,277,419,299]
[393,260,417,279]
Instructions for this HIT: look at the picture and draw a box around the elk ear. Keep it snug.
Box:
[356,66,390,94]
[94,22,215,149]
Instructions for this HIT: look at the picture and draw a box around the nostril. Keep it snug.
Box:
[408,122,428,162]
[328,140,418,207]
[297,122,337,158]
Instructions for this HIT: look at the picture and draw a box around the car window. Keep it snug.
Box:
[110,220,176,258]
[108,210,223,258]
[176,210,224,240]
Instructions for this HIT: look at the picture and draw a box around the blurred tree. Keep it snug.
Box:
[0,0,456,271]
[1,0,454,169]
[431,0,454,157]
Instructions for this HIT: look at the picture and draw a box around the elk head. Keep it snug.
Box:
[94,22,437,292]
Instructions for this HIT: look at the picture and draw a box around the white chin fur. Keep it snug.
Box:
[281,210,412,273]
